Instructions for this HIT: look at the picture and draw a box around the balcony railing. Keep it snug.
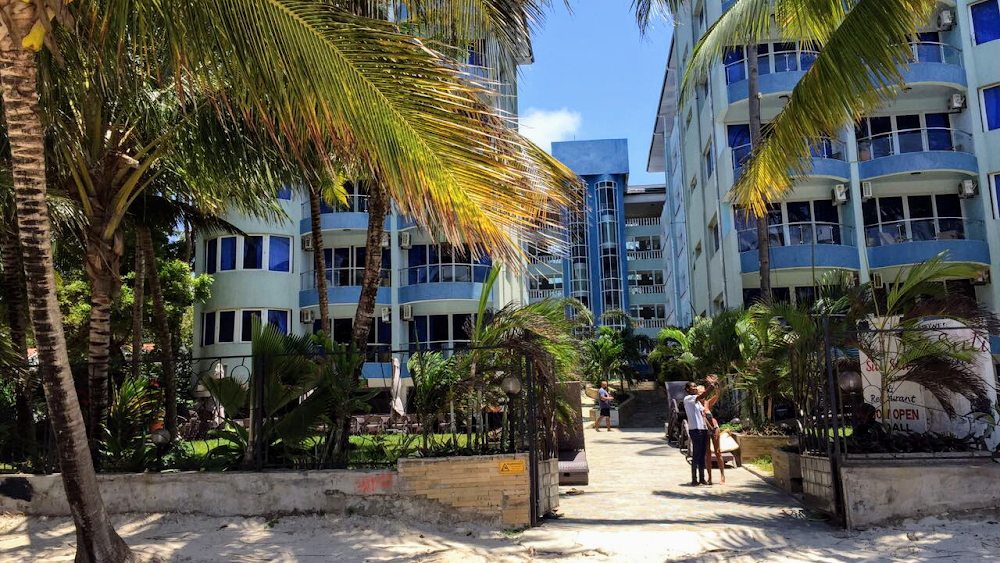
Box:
[738,222,855,252]
[632,317,670,329]
[301,268,389,290]
[733,138,845,170]
[857,127,974,161]
[864,217,984,247]
[906,41,963,67]
[625,217,661,227]
[627,249,664,260]
[399,263,491,286]
[528,254,563,265]
[300,194,369,216]
[528,288,562,300]
[630,284,665,295]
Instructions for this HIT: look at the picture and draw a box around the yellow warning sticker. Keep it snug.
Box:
[498,460,526,475]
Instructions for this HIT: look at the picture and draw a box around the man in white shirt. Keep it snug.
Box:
[683,380,714,485]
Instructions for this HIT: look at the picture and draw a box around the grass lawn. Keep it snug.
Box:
[745,454,773,476]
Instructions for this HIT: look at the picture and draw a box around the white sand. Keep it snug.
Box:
[3,510,1000,562]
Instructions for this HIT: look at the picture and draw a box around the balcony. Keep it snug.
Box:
[733,137,849,180]
[627,249,664,261]
[630,284,665,295]
[738,222,860,273]
[726,44,819,103]
[856,127,977,179]
[397,263,491,303]
[299,268,391,305]
[864,218,989,268]
[528,254,563,266]
[624,217,660,227]
[528,288,562,300]
[632,317,670,329]
[900,41,966,88]
[299,195,378,233]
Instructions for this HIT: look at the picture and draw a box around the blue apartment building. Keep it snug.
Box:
[649,0,1000,334]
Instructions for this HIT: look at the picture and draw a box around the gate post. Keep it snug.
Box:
[822,315,846,523]
[526,359,539,527]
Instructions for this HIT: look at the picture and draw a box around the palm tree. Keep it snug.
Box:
[648,326,698,381]
[583,334,628,391]
[2,2,580,559]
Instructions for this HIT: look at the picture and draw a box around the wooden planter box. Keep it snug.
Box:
[733,434,797,464]
[771,447,802,494]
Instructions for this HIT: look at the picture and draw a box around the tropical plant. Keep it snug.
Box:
[583,332,628,390]
[101,376,159,472]
[649,326,698,381]
[407,351,461,450]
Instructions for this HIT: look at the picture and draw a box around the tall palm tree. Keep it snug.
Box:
[1,3,579,559]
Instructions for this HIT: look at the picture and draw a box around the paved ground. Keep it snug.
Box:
[4,427,1000,561]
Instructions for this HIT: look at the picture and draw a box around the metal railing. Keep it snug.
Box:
[906,41,963,66]
[733,137,845,170]
[632,317,670,329]
[738,222,854,252]
[528,288,562,300]
[864,217,984,247]
[398,263,491,286]
[300,194,369,216]
[528,254,562,265]
[300,268,389,290]
[627,249,664,260]
[857,127,974,161]
[724,43,820,84]
[624,217,661,227]
[629,284,665,295]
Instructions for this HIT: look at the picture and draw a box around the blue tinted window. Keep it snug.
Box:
[267,309,288,334]
[218,311,236,343]
[723,47,745,84]
[728,124,750,147]
[243,236,263,269]
[219,237,236,271]
[408,316,428,348]
[269,236,291,271]
[242,310,261,342]
[276,187,292,200]
[205,239,217,274]
[203,312,216,346]
[972,1,1000,45]
[925,113,952,150]
[984,85,1000,131]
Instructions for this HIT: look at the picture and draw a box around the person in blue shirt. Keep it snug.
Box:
[595,381,614,431]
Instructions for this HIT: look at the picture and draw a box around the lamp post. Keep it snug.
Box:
[501,375,522,452]
[151,428,171,472]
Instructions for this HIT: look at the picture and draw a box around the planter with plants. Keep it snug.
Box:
[771,444,802,494]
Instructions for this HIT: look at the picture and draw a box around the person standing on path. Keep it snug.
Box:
[683,380,714,485]
[595,381,614,431]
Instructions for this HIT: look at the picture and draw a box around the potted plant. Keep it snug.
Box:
[771,443,802,494]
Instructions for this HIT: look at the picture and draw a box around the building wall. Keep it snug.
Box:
[657,0,1000,320]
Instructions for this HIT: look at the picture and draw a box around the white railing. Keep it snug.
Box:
[625,217,661,227]
[630,284,665,295]
[627,249,663,261]
[528,254,562,265]
[528,289,561,300]
[633,318,670,329]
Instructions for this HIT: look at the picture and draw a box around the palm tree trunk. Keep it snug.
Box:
[1,224,34,447]
[308,186,331,335]
[0,38,134,561]
[351,187,387,370]
[130,238,144,379]
[139,227,177,441]
[84,223,122,450]
[747,44,771,304]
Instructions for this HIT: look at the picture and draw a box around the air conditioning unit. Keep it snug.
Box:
[299,309,315,324]
[380,232,390,248]
[301,235,313,251]
[861,181,874,201]
[974,270,991,286]
[948,93,966,111]
[380,306,391,323]
[871,273,884,289]
[400,304,414,321]
[937,9,954,31]
[959,179,978,198]
[831,184,849,206]
[399,232,412,249]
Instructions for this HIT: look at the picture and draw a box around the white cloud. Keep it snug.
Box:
[518,107,582,152]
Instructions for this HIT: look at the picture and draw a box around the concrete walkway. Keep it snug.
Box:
[520,427,836,561]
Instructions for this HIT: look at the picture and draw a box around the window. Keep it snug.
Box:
[218,311,236,343]
[405,243,489,285]
[992,173,1000,220]
[276,187,293,200]
[862,194,966,246]
[728,124,751,168]
[243,236,263,270]
[857,113,959,159]
[773,42,798,72]
[205,239,217,275]
[972,1,1000,45]
[736,200,842,250]
[267,309,289,335]
[710,220,721,255]
[723,47,745,84]
[219,237,237,271]
[241,310,261,342]
[202,312,216,346]
[269,236,291,272]
[983,85,1000,131]
[703,142,715,182]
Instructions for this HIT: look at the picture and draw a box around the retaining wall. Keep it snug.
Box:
[801,454,836,515]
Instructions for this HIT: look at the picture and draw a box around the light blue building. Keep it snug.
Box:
[524,139,668,338]
[650,0,1000,331]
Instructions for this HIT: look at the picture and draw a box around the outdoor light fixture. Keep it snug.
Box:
[151,428,171,446]
[501,375,522,396]
[839,371,862,393]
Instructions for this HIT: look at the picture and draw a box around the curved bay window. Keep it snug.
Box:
[596,181,624,317]
[328,317,391,362]
[568,208,591,311]
[736,200,845,251]
[862,194,974,247]
[403,243,491,285]
[407,313,472,353]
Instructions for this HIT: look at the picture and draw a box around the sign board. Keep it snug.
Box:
[498,460,526,475]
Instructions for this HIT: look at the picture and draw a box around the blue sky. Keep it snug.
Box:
[517,3,673,185]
